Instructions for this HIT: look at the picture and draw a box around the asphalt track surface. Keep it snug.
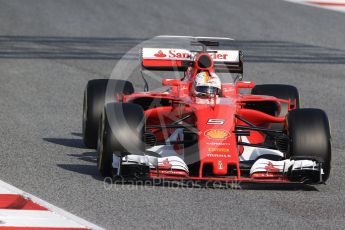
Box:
[1,0,345,229]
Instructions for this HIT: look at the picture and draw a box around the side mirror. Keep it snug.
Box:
[162,79,182,87]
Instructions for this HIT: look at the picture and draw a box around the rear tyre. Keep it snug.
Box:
[82,79,134,149]
[251,84,300,116]
[287,108,331,182]
[97,103,145,177]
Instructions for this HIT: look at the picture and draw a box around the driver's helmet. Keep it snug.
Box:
[194,71,221,97]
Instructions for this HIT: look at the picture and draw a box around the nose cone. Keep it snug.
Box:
[193,103,239,177]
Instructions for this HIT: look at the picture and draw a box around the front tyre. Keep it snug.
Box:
[97,109,114,177]
[287,108,331,182]
[97,103,145,177]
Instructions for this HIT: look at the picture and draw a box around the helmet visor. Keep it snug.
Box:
[195,86,220,97]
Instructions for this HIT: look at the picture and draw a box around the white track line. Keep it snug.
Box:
[0,180,104,229]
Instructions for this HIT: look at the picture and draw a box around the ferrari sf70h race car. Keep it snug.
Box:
[82,36,331,185]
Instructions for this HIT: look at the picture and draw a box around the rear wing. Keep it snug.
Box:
[141,48,243,74]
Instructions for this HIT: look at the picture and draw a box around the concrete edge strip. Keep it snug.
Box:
[0,179,104,230]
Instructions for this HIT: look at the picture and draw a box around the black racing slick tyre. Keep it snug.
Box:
[97,102,145,177]
[287,108,332,182]
[97,109,114,177]
[251,84,300,116]
[82,79,134,149]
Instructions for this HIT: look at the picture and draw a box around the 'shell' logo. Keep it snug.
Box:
[205,129,230,140]
[154,50,166,58]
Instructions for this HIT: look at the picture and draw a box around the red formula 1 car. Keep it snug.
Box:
[82,37,331,185]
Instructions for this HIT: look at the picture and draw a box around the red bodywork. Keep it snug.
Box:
[122,50,293,183]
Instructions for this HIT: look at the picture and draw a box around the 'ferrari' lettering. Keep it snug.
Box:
[218,160,223,170]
